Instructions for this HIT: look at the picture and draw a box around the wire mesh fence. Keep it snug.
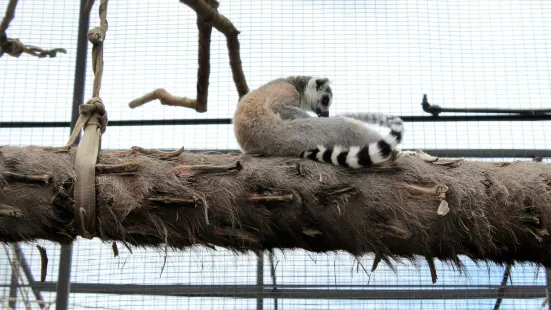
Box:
[1,0,550,309]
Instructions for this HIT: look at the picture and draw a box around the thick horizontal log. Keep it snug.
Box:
[1,145,551,269]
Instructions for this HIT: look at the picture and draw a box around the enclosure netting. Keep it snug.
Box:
[1,0,550,309]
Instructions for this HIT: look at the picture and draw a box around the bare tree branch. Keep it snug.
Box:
[0,0,17,36]
[0,0,66,58]
[128,88,197,110]
[181,0,249,99]
[194,0,218,112]
[129,0,248,112]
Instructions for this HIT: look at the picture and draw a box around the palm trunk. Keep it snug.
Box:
[1,145,550,273]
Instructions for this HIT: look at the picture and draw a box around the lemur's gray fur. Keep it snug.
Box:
[233,76,404,168]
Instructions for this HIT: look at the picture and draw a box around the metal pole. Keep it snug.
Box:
[13,244,46,308]
[17,282,550,299]
[256,251,264,310]
[2,111,551,129]
[8,245,19,310]
[546,268,551,310]
[56,0,91,309]
[55,245,73,310]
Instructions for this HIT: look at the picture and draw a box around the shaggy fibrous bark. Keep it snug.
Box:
[1,145,551,272]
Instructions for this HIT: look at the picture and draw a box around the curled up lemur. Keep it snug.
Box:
[233,76,404,168]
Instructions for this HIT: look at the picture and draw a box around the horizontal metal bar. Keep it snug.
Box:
[0,118,232,128]
[421,94,551,116]
[420,149,551,159]
[16,283,546,300]
[427,107,551,115]
[1,113,551,129]
[0,283,539,289]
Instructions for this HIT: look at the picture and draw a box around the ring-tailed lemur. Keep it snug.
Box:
[233,76,404,168]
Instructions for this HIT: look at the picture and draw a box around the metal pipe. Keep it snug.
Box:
[13,244,46,308]
[2,112,551,129]
[419,149,551,159]
[422,94,551,116]
[55,0,91,309]
[546,268,551,310]
[8,245,19,310]
[55,244,73,310]
[19,282,548,300]
[256,252,264,310]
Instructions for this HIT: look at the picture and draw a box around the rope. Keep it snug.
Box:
[65,0,110,238]
[87,0,108,97]
[65,98,108,147]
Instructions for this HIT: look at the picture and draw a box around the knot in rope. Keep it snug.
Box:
[0,37,24,57]
[80,97,108,133]
[87,27,106,45]
[65,97,108,147]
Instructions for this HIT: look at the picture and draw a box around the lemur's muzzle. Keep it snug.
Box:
[315,109,329,117]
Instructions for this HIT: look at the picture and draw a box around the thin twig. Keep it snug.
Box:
[172,161,242,176]
[248,194,294,202]
[133,146,185,157]
[96,160,139,174]
[0,204,22,218]
[181,0,249,98]
[404,183,448,198]
[414,150,439,163]
[327,185,356,196]
[302,228,322,237]
[39,145,72,153]
[1,171,52,184]
[128,88,197,110]
[432,159,464,168]
[147,196,197,208]
[117,146,185,158]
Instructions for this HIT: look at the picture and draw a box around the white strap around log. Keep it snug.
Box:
[66,98,107,238]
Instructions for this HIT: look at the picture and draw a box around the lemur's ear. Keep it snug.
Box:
[316,78,330,90]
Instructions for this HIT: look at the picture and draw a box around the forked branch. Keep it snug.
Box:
[181,0,248,98]
[129,0,249,113]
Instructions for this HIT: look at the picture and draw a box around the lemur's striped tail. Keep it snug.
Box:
[299,113,404,169]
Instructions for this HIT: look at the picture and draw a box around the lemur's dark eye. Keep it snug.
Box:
[321,96,330,106]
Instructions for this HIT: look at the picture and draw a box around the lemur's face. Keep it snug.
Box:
[306,77,332,117]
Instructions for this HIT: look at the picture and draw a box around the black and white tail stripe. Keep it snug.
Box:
[299,115,404,169]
